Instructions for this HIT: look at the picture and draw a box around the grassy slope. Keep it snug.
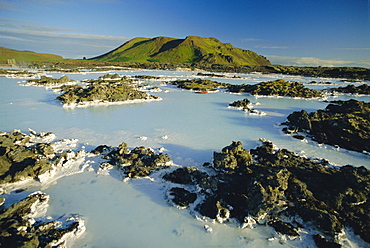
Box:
[91,36,271,66]
[0,46,63,62]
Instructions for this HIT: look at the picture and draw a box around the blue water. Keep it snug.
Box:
[1,69,369,247]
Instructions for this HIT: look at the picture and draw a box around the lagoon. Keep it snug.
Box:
[1,69,369,247]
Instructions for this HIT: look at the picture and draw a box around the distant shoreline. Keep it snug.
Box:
[16,60,370,81]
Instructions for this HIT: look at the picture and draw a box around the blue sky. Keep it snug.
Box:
[0,0,369,67]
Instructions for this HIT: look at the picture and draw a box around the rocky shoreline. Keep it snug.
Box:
[1,129,369,247]
[0,130,90,247]
[0,192,85,248]
[325,84,370,95]
[227,79,324,98]
[170,78,330,99]
[283,99,370,153]
[17,61,370,81]
[162,140,370,247]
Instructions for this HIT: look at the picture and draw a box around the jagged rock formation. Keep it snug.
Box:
[229,98,252,110]
[0,130,86,247]
[92,143,172,178]
[227,79,323,98]
[163,140,370,247]
[0,130,55,185]
[326,84,370,95]
[228,98,265,115]
[0,192,85,248]
[283,99,370,153]
[0,130,85,185]
[90,36,271,66]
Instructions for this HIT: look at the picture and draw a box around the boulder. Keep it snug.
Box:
[95,144,173,178]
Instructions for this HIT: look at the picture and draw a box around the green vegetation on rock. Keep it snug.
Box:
[228,79,324,98]
[170,78,229,92]
[0,46,63,63]
[90,36,271,66]
[56,76,160,106]
[327,84,370,95]
[27,75,75,86]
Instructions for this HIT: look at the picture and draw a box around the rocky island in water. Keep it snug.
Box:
[24,74,162,107]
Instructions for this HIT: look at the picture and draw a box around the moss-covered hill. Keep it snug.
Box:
[0,46,63,63]
[90,36,271,66]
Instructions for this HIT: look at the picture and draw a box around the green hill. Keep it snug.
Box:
[0,46,63,63]
[91,36,271,66]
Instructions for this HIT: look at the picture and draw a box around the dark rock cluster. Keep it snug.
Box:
[283,99,370,153]
[162,140,370,247]
[228,98,263,115]
[228,98,251,110]
[196,72,241,78]
[0,130,84,185]
[0,130,55,185]
[227,79,323,98]
[92,143,172,178]
[0,192,84,248]
[0,130,86,247]
[327,84,370,95]
[170,78,229,92]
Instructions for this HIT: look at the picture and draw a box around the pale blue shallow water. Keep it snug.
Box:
[1,70,369,247]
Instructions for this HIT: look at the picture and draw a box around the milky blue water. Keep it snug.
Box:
[1,70,369,247]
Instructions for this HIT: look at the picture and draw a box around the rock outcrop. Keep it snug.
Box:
[26,75,75,87]
[163,140,370,247]
[92,143,173,178]
[0,130,56,185]
[326,84,370,95]
[57,78,160,106]
[228,98,265,115]
[227,79,323,98]
[170,78,229,92]
[0,192,85,248]
[0,130,84,185]
[283,99,370,153]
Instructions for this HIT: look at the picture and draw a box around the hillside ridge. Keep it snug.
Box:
[90,36,271,66]
[0,46,63,62]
